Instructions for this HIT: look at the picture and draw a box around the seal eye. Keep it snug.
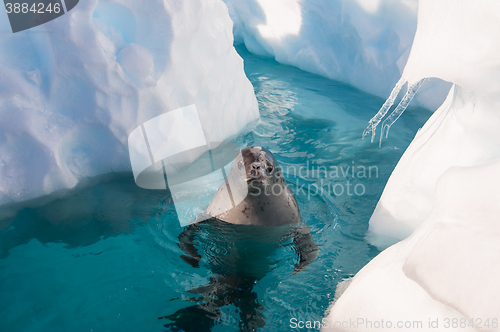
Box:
[267,165,274,173]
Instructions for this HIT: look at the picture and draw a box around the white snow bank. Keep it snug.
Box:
[0,0,258,228]
[222,0,451,110]
[324,158,500,331]
[368,0,500,244]
[324,0,500,329]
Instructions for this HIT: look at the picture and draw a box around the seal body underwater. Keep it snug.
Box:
[161,146,318,331]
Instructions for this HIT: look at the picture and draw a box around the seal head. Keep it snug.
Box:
[205,146,301,226]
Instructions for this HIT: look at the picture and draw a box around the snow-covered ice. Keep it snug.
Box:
[222,0,451,111]
[0,0,259,227]
[325,0,500,329]
[324,157,500,331]
[368,0,500,244]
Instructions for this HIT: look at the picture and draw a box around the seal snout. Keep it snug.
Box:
[248,162,267,181]
[239,146,277,183]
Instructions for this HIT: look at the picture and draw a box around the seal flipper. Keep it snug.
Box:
[160,277,223,331]
[163,276,265,332]
[292,225,319,274]
[178,222,203,268]
[234,285,266,332]
[161,304,219,332]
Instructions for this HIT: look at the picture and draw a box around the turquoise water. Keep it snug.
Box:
[0,45,431,332]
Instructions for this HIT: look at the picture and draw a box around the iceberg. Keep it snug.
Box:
[223,0,451,111]
[324,0,500,329]
[0,0,259,229]
[368,0,500,244]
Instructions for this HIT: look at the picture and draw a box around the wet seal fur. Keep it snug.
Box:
[161,146,318,332]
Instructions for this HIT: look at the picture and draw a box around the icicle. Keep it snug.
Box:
[363,77,406,143]
[378,78,426,147]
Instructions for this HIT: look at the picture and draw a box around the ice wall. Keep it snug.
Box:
[368,0,500,245]
[222,0,451,111]
[0,0,259,227]
[324,1,500,329]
